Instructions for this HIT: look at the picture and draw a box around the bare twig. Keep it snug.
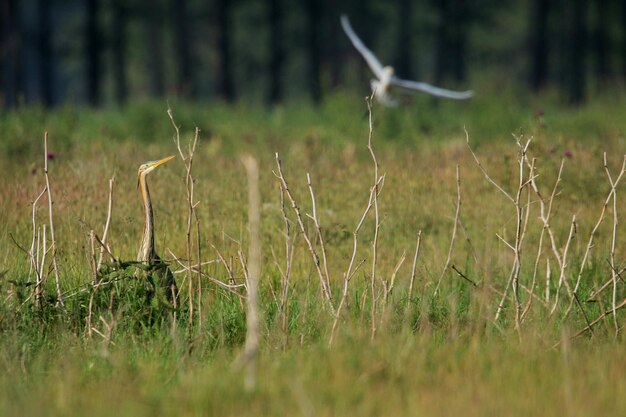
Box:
[603,154,626,335]
[407,230,422,303]
[277,182,295,334]
[366,95,383,340]
[384,250,407,303]
[86,230,98,338]
[468,132,531,336]
[29,187,47,307]
[434,164,461,296]
[328,176,383,347]
[451,265,479,287]
[44,132,64,306]
[169,108,200,334]
[306,173,332,301]
[465,127,514,203]
[96,176,115,272]
[579,155,626,302]
[572,297,626,338]
[273,153,335,314]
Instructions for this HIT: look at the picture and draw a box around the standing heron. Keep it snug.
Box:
[340,15,473,106]
[137,155,179,307]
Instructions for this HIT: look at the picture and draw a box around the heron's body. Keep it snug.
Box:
[137,155,179,307]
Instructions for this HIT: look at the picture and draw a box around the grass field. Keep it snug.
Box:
[1,90,626,416]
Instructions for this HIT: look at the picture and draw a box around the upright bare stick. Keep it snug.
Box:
[306,173,332,299]
[510,136,532,335]
[365,96,383,340]
[169,109,200,332]
[30,187,47,307]
[239,155,262,392]
[96,176,115,273]
[384,250,407,304]
[274,153,335,314]
[434,165,461,296]
[86,230,98,338]
[603,154,624,335]
[521,159,554,320]
[44,132,64,306]
[467,131,531,334]
[407,230,422,305]
[328,176,383,347]
[277,183,294,334]
[577,155,626,302]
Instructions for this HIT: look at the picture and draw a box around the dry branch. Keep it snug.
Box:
[96,176,115,273]
[434,164,461,296]
[274,153,335,314]
[44,132,64,306]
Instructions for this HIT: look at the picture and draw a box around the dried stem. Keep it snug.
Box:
[384,250,407,303]
[578,155,626,302]
[306,173,332,300]
[277,183,294,334]
[96,176,115,272]
[572,297,626,338]
[328,176,383,347]
[366,95,383,340]
[169,108,200,333]
[603,153,626,336]
[86,230,98,338]
[467,131,531,335]
[434,164,461,296]
[44,132,64,306]
[407,230,422,304]
[273,153,335,314]
[30,187,47,307]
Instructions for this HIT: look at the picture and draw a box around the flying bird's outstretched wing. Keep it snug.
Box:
[340,15,385,79]
[390,78,474,100]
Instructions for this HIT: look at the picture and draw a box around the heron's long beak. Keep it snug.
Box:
[151,155,176,169]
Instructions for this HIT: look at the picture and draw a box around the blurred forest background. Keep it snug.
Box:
[0,0,624,108]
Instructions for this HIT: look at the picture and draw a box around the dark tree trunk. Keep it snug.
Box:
[593,0,609,83]
[1,0,22,108]
[450,0,468,83]
[145,0,165,97]
[172,0,194,97]
[326,3,342,89]
[112,0,127,104]
[86,0,101,106]
[529,0,550,90]
[38,0,53,106]
[267,0,284,104]
[435,0,469,84]
[434,0,451,84]
[567,0,587,103]
[306,0,321,103]
[623,0,626,80]
[215,0,234,100]
[394,0,413,79]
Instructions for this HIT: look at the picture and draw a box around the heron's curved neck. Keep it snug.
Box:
[138,173,155,263]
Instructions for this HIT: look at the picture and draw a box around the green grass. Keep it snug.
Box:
[1,90,626,416]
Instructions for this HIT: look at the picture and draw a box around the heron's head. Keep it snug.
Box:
[138,155,175,178]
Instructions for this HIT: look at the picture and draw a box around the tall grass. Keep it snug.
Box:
[1,92,626,415]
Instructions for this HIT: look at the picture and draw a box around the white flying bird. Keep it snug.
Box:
[340,15,474,106]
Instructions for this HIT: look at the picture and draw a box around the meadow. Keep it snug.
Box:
[1,89,626,416]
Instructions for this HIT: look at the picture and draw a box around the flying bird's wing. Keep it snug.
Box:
[340,15,385,79]
[390,77,474,100]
